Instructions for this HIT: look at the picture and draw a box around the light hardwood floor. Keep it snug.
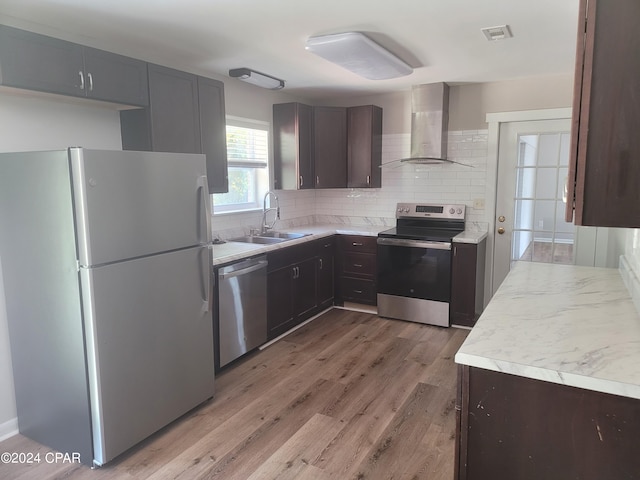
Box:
[0,308,468,480]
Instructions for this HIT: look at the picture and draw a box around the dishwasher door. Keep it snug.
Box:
[217,255,268,368]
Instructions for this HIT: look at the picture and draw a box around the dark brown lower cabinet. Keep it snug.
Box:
[316,237,335,310]
[450,240,486,327]
[456,366,640,480]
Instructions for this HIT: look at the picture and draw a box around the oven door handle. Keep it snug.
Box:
[377,237,452,251]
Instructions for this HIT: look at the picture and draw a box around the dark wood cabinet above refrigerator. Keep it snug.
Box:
[0,24,148,107]
[120,64,229,194]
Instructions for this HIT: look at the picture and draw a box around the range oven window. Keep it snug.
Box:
[377,243,451,302]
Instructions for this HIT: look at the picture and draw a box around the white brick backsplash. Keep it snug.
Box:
[212,129,490,235]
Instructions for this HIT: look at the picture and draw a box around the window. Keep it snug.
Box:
[212,117,270,213]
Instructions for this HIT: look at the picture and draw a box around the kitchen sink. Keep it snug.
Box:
[229,235,285,244]
[228,231,311,245]
[258,231,310,239]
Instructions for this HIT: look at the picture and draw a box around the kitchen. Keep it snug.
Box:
[0,0,639,478]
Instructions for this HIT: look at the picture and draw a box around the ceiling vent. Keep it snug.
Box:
[481,25,513,41]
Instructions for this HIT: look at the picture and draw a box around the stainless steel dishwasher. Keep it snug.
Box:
[217,255,268,368]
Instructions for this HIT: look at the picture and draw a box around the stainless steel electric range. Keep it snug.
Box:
[377,202,466,327]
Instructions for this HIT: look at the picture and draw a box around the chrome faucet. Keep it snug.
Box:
[261,191,280,234]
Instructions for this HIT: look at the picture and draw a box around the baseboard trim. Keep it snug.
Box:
[0,417,18,442]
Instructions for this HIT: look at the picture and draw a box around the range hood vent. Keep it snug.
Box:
[405,82,450,164]
[383,82,472,168]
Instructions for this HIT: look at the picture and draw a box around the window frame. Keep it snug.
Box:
[212,116,271,214]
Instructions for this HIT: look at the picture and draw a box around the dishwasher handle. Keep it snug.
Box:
[218,259,268,280]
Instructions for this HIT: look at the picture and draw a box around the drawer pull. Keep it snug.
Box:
[353,263,363,268]
[353,290,363,294]
[352,242,364,246]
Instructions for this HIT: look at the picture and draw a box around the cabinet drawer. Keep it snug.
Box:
[338,234,377,253]
[339,277,376,305]
[267,241,317,272]
[340,252,376,277]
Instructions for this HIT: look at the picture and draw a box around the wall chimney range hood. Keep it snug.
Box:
[384,82,472,168]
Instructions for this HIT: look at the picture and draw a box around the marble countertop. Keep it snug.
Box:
[455,262,640,400]
[212,223,487,266]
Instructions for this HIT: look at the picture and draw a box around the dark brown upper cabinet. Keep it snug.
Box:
[272,102,314,190]
[313,106,347,189]
[347,105,382,188]
[565,0,640,227]
[0,24,148,107]
[120,64,228,193]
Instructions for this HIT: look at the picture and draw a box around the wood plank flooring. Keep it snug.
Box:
[0,308,468,480]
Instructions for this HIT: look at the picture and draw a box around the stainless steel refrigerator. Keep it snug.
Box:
[0,148,215,466]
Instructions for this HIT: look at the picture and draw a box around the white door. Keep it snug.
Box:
[493,119,573,292]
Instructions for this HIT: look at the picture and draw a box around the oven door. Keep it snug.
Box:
[377,237,452,326]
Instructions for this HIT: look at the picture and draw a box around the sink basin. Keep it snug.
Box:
[229,236,285,245]
[258,231,310,239]
[228,231,311,245]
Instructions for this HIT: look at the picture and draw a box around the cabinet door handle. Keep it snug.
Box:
[87,72,93,91]
[316,175,320,185]
[319,258,323,270]
[299,176,303,187]
[366,175,371,186]
[78,71,85,90]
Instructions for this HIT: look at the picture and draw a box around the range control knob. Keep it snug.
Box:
[449,208,455,214]
[456,208,463,214]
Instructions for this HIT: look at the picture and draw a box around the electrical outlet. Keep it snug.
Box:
[473,198,485,209]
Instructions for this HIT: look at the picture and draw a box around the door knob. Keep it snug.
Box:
[498,216,506,222]
[497,227,505,234]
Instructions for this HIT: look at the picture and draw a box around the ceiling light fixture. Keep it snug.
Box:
[481,25,513,41]
[228,68,285,90]
[305,32,413,80]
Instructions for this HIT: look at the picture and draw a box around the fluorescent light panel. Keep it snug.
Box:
[229,68,285,90]
[305,32,412,80]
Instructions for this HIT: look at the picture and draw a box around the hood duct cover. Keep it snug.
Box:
[382,82,472,168]
[405,82,450,164]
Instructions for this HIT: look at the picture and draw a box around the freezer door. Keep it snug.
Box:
[80,246,214,465]
[70,148,211,266]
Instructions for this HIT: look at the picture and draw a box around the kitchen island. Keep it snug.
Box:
[454,262,640,479]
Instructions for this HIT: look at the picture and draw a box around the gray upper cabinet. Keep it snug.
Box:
[147,64,201,154]
[347,105,382,188]
[313,106,347,189]
[121,64,228,193]
[0,25,148,107]
[273,102,314,190]
[197,76,228,193]
[82,47,149,106]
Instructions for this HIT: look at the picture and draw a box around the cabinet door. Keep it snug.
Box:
[82,47,148,106]
[450,243,478,327]
[347,105,382,188]
[0,24,83,97]
[313,106,347,188]
[198,76,228,193]
[273,103,313,190]
[566,0,640,227]
[316,238,335,310]
[147,64,201,154]
[294,257,317,319]
[267,267,295,339]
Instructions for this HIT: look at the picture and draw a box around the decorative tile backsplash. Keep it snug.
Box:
[213,130,489,238]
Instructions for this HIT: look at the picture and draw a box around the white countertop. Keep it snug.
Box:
[455,262,640,400]
[212,223,487,266]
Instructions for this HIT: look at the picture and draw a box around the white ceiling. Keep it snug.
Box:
[0,0,580,100]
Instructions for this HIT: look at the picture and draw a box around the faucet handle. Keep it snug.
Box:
[249,227,260,236]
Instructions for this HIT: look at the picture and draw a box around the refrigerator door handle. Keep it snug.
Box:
[201,246,212,314]
[197,175,212,245]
